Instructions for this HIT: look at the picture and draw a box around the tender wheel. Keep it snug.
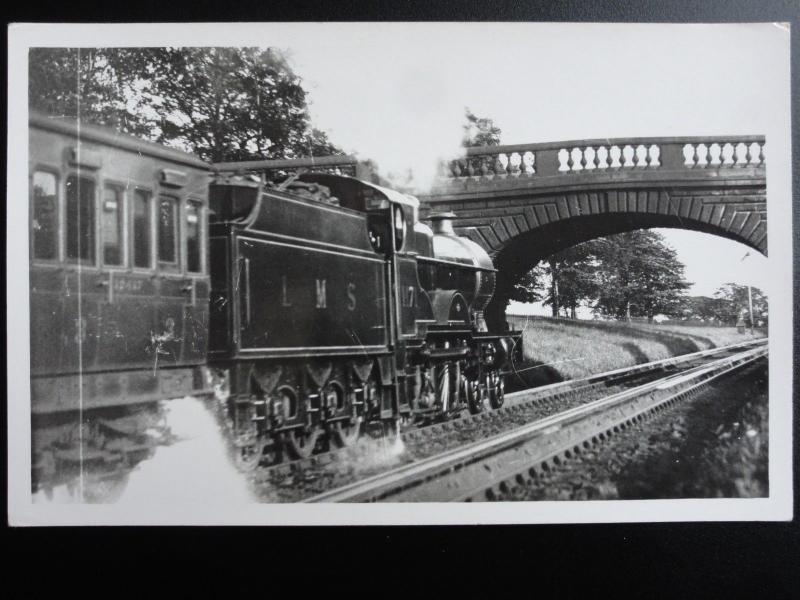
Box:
[233,440,279,472]
[233,438,267,471]
[285,427,322,460]
[488,371,505,410]
[262,436,285,466]
[330,417,362,448]
[464,376,485,415]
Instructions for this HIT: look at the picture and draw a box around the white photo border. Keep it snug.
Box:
[7,22,793,525]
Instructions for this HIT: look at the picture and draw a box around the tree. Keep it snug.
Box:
[509,231,690,321]
[682,296,727,322]
[713,283,768,325]
[29,47,340,162]
[535,243,603,318]
[29,48,154,138]
[463,108,502,147]
[509,241,603,317]
[593,231,691,321]
[145,47,340,162]
[509,268,543,304]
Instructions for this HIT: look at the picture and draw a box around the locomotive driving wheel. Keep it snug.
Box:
[330,417,362,448]
[286,427,322,460]
[488,371,505,409]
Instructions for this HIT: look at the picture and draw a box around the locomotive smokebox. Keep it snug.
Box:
[426,212,496,323]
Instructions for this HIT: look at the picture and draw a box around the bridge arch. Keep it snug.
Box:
[482,209,765,329]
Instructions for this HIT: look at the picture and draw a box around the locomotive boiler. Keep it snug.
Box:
[207,171,522,464]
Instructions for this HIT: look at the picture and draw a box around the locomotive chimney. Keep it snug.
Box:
[428,212,457,236]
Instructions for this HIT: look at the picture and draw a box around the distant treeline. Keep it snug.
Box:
[510,231,767,325]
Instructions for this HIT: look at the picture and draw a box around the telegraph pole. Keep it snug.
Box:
[741,252,755,334]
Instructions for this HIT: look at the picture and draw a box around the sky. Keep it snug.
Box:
[17,22,788,300]
[254,22,786,298]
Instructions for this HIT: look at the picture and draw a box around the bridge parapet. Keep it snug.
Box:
[427,136,765,199]
[445,136,764,177]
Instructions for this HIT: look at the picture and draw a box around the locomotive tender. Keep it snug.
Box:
[28,112,522,471]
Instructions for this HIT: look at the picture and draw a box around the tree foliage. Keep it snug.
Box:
[592,231,691,320]
[712,283,768,324]
[532,243,604,317]
[682,296,727,322]
[509,269,543,304]
[29,48,153,137]
[681,285,768,325]
[513,230,692,320]
[462,108,502,147]
[29,47,340,162]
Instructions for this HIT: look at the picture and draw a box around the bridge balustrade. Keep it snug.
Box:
[439,137,765,182]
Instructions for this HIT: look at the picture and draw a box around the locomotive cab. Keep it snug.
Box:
[292,173,415,254]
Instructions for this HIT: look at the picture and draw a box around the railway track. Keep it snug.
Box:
[500,337,766,408]
[250,339,766,501]
[233,339,765,470]
[301,340,767,502]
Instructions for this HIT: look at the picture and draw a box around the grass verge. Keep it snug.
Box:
[505,315,766,388]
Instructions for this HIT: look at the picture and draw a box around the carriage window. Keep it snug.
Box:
[186,200,201,273]
[65,175,95,263]
[102,186,124,266]
[133,190,152,268]
[32,171,58,260]
[158,196,178,264]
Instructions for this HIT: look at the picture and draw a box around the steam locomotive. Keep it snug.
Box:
[29,112,522,475]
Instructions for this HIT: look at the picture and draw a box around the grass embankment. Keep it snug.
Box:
[505,316,766,390]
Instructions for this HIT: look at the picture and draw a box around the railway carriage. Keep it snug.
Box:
[29,113,213,414]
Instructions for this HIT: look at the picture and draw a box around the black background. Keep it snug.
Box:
[3,1,799,595]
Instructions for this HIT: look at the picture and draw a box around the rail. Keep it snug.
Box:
[500,337,766,404]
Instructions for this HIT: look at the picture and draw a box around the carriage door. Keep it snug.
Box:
[154,193,186,368]
[181,198,208,363]
[106,187,160,371]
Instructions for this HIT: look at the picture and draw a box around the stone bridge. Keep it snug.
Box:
[214,135,766,328]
